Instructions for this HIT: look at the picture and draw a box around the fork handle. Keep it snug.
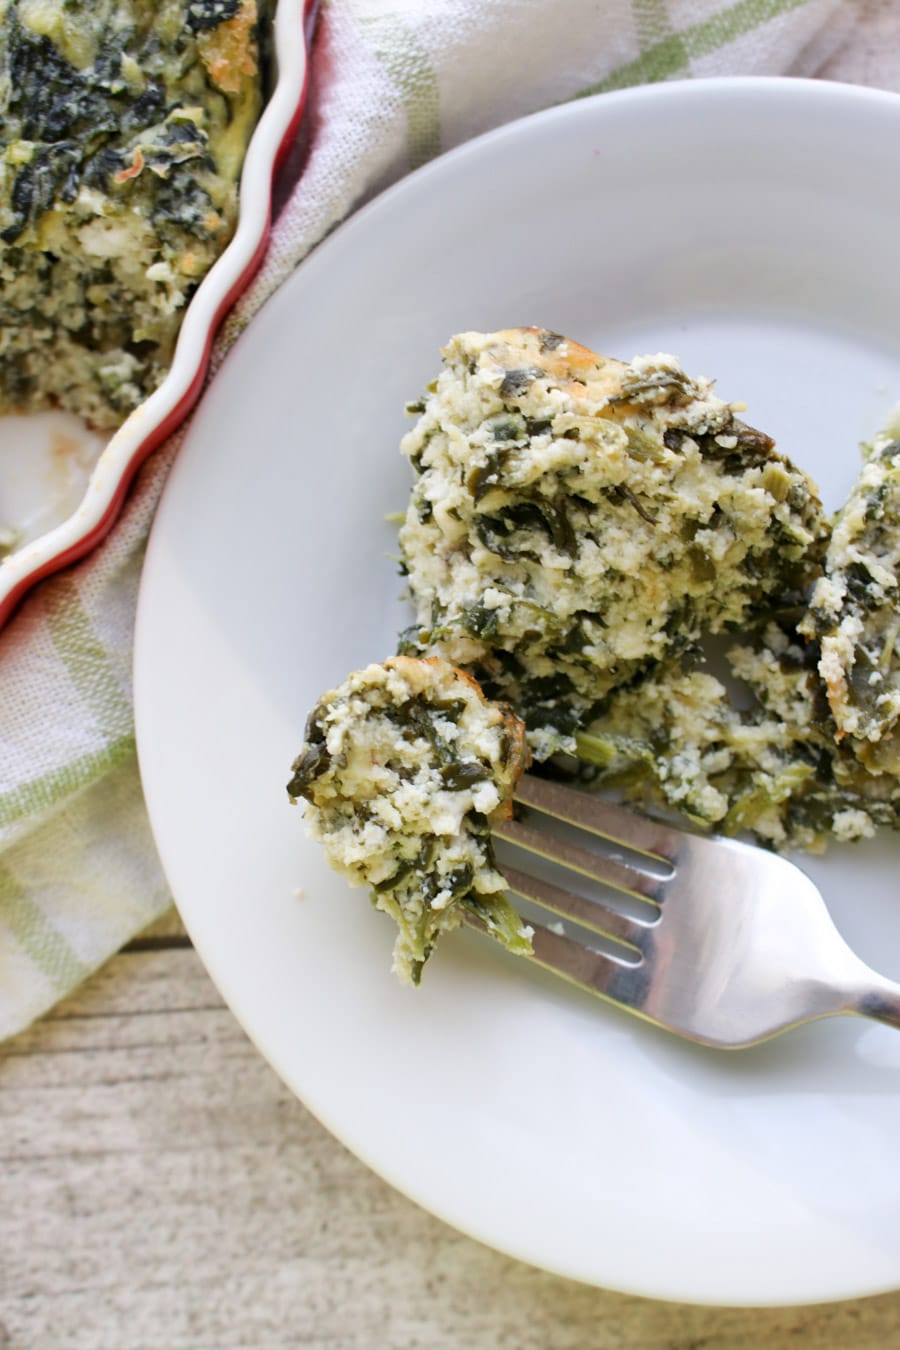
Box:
[849,973,900,1032]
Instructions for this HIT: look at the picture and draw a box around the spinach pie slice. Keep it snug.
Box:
[287,656,533,985]
[801,420,900,773]
[577,621,900,853]
[398,329,827,757]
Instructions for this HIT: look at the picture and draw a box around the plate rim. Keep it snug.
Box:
[135,74,900,1308]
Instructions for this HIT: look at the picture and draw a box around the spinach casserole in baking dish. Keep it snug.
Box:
[289,329,900,983]
[0,0,268,429]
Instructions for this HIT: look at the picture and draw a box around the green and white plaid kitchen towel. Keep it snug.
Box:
[0,0,858,1038]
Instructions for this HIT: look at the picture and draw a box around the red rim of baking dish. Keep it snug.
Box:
[0,0,318,632]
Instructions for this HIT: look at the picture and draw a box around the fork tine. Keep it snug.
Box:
[527,922,648,1001]
[493,817,667,905]
[462,912,642,989]
[515,774,683,862]
[523,920,674,1028]
[500,864,651,952]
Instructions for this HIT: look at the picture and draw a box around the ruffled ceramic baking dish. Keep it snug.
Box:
[0,0,317,630]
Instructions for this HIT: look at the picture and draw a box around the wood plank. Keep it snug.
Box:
[3,949,900,1348]
[821,0,900,91]
[125,905,189,947]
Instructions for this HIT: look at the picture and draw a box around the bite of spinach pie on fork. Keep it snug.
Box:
[287,656,533,985]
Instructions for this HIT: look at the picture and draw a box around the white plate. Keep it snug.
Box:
[0,0,314,629]
[135,78,900,1306]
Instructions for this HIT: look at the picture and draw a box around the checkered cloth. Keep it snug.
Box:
[0,0,860,1037]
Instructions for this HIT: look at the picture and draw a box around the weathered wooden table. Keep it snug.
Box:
[6,907,900,1349]
[4,7,900,1344]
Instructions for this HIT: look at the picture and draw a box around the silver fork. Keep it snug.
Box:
[479,774,900,1048]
